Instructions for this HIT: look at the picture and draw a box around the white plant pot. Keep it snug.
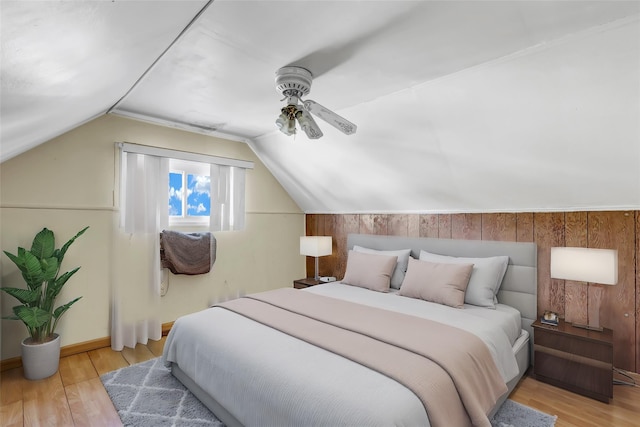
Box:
[21,334,61,380]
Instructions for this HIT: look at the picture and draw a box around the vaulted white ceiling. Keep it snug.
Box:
[2,1,639,213]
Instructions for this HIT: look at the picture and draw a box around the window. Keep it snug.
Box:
[119,142,253,232]
[168,159,211,225]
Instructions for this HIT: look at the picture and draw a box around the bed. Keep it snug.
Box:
[162,234,537,427]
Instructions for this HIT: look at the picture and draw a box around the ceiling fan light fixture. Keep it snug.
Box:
[296,110,323,139]
[275,107,297,136]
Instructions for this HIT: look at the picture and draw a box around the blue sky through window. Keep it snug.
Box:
[187,174,211,216]
[169,171,210,217]
[169,172,183,216]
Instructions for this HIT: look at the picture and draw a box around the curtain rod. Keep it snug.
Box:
[117,142,254,170]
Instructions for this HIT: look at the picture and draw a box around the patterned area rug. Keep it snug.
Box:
[491,399,557,427]
[101,357,556,427]
[101,357,222,426]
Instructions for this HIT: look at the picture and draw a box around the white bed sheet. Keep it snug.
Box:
[464,303,522,346]
[163,283,521,426]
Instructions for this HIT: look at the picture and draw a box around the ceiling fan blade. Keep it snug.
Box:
[296,109,323,139]
[303,100,357,135]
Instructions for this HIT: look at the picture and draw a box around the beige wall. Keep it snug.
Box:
[0,115,305,360]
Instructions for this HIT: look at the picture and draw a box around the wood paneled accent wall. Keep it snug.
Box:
[305,211,639,373]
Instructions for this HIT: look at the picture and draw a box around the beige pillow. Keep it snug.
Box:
[419,250,508,309]
[353,245,411,290]
[342,250,398,292]
[399,258,474,308]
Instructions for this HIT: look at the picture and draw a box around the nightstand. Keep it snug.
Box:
[532,318,613,403]
[293,278,321,289]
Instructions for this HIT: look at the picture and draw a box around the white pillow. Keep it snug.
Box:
[353,245,411,289]
[418,250,509,309]
[342,250,398,293]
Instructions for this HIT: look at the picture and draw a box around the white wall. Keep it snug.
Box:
[0,114,305,360]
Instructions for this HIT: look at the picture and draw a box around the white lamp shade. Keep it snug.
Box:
[550,247,618,285]
[300,236,332,257]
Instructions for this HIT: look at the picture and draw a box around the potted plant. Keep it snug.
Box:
[1,226,89,380]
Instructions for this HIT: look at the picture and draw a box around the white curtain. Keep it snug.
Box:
[112,143,250,350]
[210,164,246,231]
[112,152,168,351]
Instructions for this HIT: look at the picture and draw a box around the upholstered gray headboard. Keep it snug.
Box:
[347,234,538,357]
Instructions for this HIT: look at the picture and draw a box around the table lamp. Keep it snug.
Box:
[550,247,617,331]
[300,236,332,280]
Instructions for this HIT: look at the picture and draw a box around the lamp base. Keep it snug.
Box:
[571,322,604,332]
[574,284,605,332]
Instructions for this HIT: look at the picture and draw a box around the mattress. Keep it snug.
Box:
[163,283,522,426]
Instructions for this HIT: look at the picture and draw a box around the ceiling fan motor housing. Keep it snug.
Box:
[275,66,312,98]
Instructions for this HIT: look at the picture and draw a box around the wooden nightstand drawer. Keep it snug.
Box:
[534,351,612,400]
[535,331,612,363]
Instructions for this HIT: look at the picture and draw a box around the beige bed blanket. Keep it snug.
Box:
[218,288,507,427]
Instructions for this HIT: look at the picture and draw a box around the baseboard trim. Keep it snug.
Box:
[1,357,22,372]
[61,337,113,358]
[1,321,175,372]
[162,321,174,336]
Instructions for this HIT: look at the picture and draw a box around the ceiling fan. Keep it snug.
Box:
[274,66,357,139]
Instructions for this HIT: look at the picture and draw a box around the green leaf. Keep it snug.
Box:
[39,256,59,282]
[55,226,89,264]
[0,287,40,305]
[31,228,55,259]
[46,267,80,301]
[14,306,51,329]
[3,249,26,270]
[53,296,82,319]
[19,251,46,290]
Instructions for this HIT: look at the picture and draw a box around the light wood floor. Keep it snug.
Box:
[1,337,639,426]
[1,337,166,427]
